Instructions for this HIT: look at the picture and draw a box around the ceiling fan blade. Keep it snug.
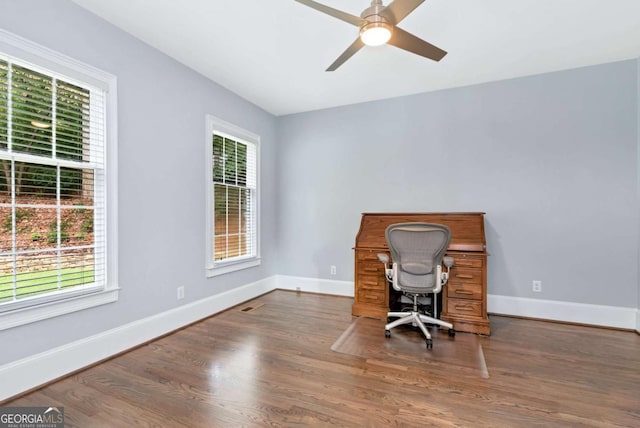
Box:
[326,38,365,71]
[294,0,366,27]
[380,0,425,24]
[387,27,447,61]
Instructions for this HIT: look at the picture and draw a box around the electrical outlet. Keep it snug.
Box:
[532,280,542,293]
[177,286,185,300]
[330,265,337,275]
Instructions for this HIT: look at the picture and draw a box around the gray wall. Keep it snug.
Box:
[1,0,638,366]
[0,0,278,364]
[638,58,640,313]
[277,60,639,309]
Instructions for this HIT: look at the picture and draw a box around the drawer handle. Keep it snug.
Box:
[363,267,378,273]
[454,290,473,295]
[455,305,475,311]
[362,281,378,286]
[367,295,379,301]
[455,274,474,279]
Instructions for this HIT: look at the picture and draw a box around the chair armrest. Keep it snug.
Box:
[377,253,389,264]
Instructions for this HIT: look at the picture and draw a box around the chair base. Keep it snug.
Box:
[385,310,454,347]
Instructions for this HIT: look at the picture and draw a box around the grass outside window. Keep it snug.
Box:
[0,266,95,302]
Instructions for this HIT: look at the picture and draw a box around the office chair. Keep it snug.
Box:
[377,223,455,349]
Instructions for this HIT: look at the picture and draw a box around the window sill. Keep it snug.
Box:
[206,258,261,277]
[0,288,119,331]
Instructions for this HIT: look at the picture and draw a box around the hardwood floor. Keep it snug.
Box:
[6,290,640,427]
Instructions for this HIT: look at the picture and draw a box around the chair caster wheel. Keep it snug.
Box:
[385,330,391,338]
[448,328,456,337]
[426,339,433,349]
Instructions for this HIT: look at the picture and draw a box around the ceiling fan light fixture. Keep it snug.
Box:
[359,21,392,46]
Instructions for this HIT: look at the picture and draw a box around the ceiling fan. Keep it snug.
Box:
[294,0,447,71]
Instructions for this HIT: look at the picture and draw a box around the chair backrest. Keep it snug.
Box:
[385,223,452,294]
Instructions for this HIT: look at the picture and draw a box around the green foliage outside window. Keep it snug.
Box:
[212,134,249,213]
[0,60,88,198]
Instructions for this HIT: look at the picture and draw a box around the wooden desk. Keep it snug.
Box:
[353,212,490,335]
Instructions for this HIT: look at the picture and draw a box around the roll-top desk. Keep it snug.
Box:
[353,212,490,335]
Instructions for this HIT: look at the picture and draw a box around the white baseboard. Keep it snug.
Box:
[276,275,353,296]
[0,275,277,402]
[2,274,637,401]
[488,294,638,330]
[275,278,640,331]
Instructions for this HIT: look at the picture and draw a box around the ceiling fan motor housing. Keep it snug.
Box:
[360,0,391,25]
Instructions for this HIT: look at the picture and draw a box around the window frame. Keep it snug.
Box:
[0,29,118,330]
[205,115,260,277]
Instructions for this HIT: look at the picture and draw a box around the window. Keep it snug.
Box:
[206,116,259,276]
[0,30,117,329]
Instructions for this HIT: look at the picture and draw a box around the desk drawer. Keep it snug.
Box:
[446,299,482,317]
[449,255,483,268]
[357,250,388,262]
[358,289,386,306]
[358,274,386,291]
[358,262,384,276]
[447,283,482,300]
[449,267,482,285]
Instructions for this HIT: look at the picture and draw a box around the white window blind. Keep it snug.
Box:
[0,53,107,312]
[212,131,257,264]
[205,115,259,276]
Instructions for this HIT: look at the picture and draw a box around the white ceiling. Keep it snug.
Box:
[70,0,640,116]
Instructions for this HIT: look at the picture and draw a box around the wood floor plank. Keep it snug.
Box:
[5,290,640,427]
